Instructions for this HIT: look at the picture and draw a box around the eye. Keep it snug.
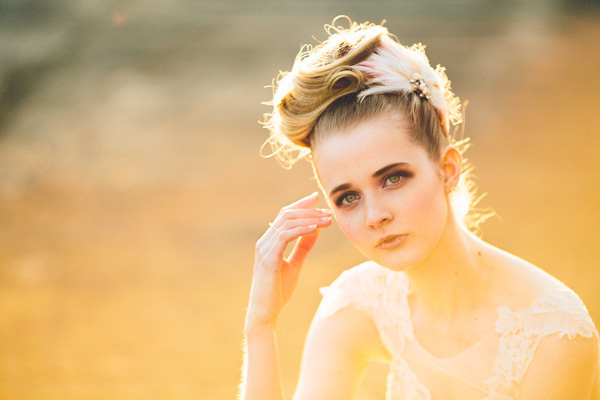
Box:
[338,192,360,206]
[384,172,409,186]
[386,174,401,185]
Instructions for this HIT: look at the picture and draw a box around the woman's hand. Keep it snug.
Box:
[246,192,332,330]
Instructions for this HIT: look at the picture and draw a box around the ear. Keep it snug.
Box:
[440,145,462,194]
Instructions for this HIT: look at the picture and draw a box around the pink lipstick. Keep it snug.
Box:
[376,234,407,250]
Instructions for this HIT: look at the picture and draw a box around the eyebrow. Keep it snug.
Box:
[372,162,410,179]
[328,162,410,198]
[329,183,352,198]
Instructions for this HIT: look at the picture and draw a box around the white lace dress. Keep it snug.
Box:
[317,262,598,400]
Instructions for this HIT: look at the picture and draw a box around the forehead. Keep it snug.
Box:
[312,113,431,190]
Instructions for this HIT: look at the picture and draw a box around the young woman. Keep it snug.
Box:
[240,17,599,400]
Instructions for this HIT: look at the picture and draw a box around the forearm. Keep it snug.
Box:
[239,322,285,400]
[240,193,330,400]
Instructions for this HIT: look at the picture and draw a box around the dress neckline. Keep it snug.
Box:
[409,321,498,362]
[397,270,562,362]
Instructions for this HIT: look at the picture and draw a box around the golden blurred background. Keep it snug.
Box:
[0,1,599,399]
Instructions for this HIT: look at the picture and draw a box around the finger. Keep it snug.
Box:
[257,212,329,250]
[262,215,331,268]
[280,192,320,213]
[263,224,320,265]
[257,190,327,249]
[288,214,333,267]
[288,229,319,268]
[265,216,331,253]
[267,209,326,233]
[277,208,332,224]
[264,209,330,239]
[259,203,330,248]
[277,216,331,232]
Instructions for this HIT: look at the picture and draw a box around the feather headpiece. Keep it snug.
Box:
[355,36,463,134]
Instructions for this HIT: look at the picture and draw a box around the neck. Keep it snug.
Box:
[403,210,492,320]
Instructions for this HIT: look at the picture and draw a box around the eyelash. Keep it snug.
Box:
[384,171,412,186]
[337,192,360,207]
[335,171,413,207]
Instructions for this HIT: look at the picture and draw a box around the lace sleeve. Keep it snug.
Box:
[486,288,598,399]
[316,262,388,320]
[316,262,413,355]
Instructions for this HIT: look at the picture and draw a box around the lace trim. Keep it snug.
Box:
[387,358,431,400]
[485,288,597,399]
[319,265,598,400]
[317,262,413,354]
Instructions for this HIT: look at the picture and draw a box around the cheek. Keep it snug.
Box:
[408,179,447,230]
[334,213,364,243]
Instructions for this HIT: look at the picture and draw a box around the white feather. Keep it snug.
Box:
[355,36,462,129]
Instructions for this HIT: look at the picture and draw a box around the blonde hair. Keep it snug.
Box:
[262,16,491,231]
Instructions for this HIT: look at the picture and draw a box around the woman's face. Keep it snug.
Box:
[312,112,450,271]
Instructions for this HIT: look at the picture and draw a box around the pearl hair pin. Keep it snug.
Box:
[409,73,432,100]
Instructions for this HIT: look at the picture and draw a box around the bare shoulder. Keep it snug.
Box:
[294,302,390,400]
[309,261,392,363]
[520,332,599,399]
[310,299,391,363]
[479,240,572,308]
[293,261,392,399]
[480,240,600,398]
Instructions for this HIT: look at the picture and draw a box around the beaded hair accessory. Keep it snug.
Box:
[410,73,431,100]
[261,22,464,168]
[355,36,463,134]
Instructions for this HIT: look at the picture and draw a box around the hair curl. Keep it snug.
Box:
[261,16,492,232]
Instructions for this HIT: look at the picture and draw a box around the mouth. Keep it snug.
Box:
[375,234,407,250]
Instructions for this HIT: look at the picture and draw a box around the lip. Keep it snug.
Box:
[375,234,407,250]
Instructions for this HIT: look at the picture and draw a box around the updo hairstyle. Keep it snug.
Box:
[262,16,490,231]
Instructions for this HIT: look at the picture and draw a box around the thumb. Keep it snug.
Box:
[287,229,320,268]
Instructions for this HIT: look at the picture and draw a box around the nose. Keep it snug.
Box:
[365,196,394,228]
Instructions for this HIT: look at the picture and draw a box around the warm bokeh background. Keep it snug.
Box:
[1,1,599,399]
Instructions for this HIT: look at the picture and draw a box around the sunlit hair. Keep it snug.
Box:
[261,16,492,232]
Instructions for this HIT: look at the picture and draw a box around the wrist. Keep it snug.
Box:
[245,318,277,339]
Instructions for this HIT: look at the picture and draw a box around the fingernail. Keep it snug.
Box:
[308,224,317,229]
[320,209,332,214]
